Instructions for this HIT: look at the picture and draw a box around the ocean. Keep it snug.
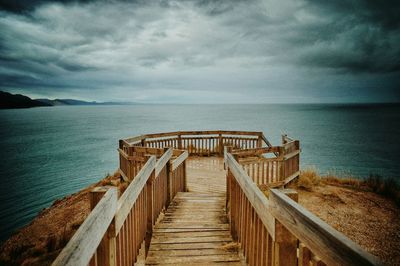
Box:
[0,103,399,241]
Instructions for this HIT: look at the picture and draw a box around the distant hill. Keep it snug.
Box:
[35,98,133,106]
[0,91,51,109]
[0,90,134,109]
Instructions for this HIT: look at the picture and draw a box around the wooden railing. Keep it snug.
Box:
[53,130,379,266]
[230,135,300,188]
[121,130,269,156]
[225,152,381,266]
[53,146,188,266]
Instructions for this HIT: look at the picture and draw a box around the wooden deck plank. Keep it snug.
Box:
[146,254,241,264]
[144,157,244,265]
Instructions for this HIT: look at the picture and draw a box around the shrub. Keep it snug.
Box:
[298,167,320,191]
[365,174,400,206]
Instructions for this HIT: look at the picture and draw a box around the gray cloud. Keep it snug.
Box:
[0,0,399,102]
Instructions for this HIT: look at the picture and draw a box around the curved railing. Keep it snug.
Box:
[121,130,270,156]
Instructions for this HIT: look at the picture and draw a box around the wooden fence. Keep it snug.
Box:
[52,146,188,266]
[230,136,300,188]
[225,152,381,266]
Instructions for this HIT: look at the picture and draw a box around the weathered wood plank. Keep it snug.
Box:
[150,236,233,244]
[52,188,118,266]
[283,170,300,185]
[147,248,236,257]
[148,242,232,251]
[171,151,189,171]
[155,148,173,176]
[146,254,241,264]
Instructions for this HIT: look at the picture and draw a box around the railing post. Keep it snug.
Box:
[165,150,172,207]
[257,135,263,148]
[282,134,287,144]
[145,169,155,256]
[90,187,117,266]
[227,170,238,241]
[218,133,223,156]
[224,146,233,170]
[273,189,298,266]
[183,160,188,192]
[167,160,173,204]
[279,146,286,183]
[178,134,182,149]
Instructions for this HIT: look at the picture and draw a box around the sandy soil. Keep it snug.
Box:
[293,183,400,265]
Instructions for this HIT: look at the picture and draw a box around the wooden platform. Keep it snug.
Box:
[186,156,226,194]
[145,157,243,265]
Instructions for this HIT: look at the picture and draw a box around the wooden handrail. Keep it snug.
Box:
[226,153,276,237]
[171,150,188,171]
[155,148,173,176]
[269,189,381,265]
[115,156,156,232]
[144,130,264,138]
[231,146,280,157]
[122,131,266,145]
[226,151,381,266]
[52,187,118,266]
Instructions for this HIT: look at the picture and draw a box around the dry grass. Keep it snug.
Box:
[364,174,400,206]
[297,167,321,191]
[219,242,239,252]
[294,167,400,206]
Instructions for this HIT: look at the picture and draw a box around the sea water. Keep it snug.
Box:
[0,104,399,241]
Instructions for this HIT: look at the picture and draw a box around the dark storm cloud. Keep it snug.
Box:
[0,0,95,13]
[0,0,399,102]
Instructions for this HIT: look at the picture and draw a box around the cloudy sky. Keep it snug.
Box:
[0,0,399,103]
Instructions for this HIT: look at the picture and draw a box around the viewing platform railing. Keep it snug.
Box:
[52,130,380,266]
[225,152,381,266]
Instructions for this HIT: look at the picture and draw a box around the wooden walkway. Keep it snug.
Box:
[53,132,379,266]
[145,157,244,265]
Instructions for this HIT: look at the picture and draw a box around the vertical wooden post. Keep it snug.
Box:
[223,145,233,170]
[90,187,117,266]
[183,160,187,192]
[178,134,182,149]
[257,135,263,148]
[228,170,238,241]
[282,134,287,144]
[279,146,286,183]
[218,133,223,156]
[164,149,172,207]
[274,189,298,266]
[145,169,155,256]
[295,140,300,176]
[167,160,173,203]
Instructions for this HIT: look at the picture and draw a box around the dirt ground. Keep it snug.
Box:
[293,183,400,265]
[0,171,399,265]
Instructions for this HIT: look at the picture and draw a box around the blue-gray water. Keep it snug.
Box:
[0,104,399,241]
